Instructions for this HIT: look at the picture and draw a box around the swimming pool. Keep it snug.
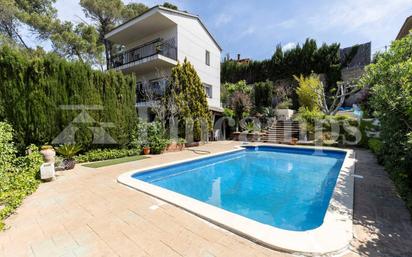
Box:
[118,144,355,254]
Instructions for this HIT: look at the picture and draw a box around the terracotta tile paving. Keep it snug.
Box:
[1,142,412,257]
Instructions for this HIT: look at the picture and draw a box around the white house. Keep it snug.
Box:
[104,6,223,120]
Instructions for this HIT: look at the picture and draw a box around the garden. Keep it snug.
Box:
[221,35,412,213]
[0,33,411,232]
[0,46,209,228]
[220,39,365,146]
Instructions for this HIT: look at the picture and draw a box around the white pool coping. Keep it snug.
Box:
[118,143,355,256]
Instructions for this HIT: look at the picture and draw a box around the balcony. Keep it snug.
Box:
[109,38,177,72]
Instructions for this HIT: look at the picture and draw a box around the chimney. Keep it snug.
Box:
[237,54,240,61]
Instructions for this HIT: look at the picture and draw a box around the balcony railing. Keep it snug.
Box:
[109,38,177,69]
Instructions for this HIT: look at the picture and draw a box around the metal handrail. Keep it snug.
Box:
[109,38,177,68]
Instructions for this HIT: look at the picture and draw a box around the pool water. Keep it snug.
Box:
[133,146,346,231]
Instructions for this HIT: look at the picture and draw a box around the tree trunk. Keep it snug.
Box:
[104,39,111,70]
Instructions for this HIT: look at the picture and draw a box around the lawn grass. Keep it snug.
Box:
[82,155,148,168]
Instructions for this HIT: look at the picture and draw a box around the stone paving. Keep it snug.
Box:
[0,142,411,257]
[347,149,412,257]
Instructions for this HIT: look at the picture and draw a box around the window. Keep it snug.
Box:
[205,50,210,66]
[136,79,168,102]
[149,78,168,97]
[203,83,212,98]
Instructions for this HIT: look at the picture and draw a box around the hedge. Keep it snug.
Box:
[221,38,341,87]
[360,33,412,211]
[0,46,137,150]
[75,148,141,163]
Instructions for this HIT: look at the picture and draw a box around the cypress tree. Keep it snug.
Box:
[0,45,137,150]
[167,58,211,141]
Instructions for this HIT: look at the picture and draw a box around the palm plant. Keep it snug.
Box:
[56,144,82,170]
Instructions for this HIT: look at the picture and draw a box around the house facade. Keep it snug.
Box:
[104,6,223,119]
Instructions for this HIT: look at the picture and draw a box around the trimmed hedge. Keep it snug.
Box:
[221,38,341,87]
[75,148,141,163]
[0,46,137,150]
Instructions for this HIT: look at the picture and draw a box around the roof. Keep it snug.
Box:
[396,15,412,40]
[105,5,222,51]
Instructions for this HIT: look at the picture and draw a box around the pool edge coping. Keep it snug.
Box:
[117,143,355,256]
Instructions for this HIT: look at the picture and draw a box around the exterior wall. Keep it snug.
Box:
[135,68,172,84]
[124,26,177,51]
[162,11,222,110]
[111,9,222,111]
[341,67,365,81]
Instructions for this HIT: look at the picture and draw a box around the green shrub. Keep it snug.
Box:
[327,115,359,144]
[0,122,43,230]
[358,119,373,147]
[294,74,322,111]
[368,138,382,155]
[360,33,412,212]
[294,107,325,139]
[149,138,170,154]
[294,107,361,144]
[221,80,252,107]
[130,120,170,154]
[75,148,141,163]
[223,108,235,118]
[276,98,293,109]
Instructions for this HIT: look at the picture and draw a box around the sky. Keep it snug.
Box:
[33,0,412,60]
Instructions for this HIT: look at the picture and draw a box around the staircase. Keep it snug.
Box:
[267,121,300,143]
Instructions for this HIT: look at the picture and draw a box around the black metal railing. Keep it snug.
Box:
[109,38,177,69]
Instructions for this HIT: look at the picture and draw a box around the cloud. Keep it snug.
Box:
[282,42,296,52]
[309,0,411,33]
[238,26,256,38]
[277,19,296,29]
[215,13,233,27]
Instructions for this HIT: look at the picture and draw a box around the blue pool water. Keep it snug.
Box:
[133,146,346,231]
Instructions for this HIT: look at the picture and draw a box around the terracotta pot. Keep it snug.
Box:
[178,143,185,151]
[290,138,298,145]
[143,147,151,155]
[63,159,76,170]
[232,132,241,141]
[40,148,56,163]
[167,142,178,152]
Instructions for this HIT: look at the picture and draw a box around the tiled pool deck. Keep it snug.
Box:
[1,141,412,257]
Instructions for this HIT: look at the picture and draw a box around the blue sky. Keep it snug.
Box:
[38,0,412,60]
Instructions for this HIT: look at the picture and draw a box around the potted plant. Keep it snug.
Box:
[276,99,294,121]
[166,140,178,152]
[178,138,186,151]
[56,144,82,170]
[143,145,151,155]
[290,138,298,145]
[150,138,170,154]
[40,144,56,163]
